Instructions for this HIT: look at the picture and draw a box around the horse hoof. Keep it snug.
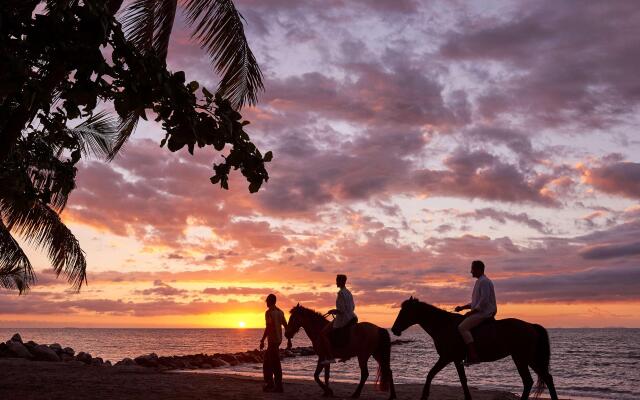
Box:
[323,390,334,397]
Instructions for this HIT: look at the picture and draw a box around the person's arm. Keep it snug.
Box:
[260,311,270,350]
[281,311,292,349]
[260,327,268,350]
[455,303,472,312]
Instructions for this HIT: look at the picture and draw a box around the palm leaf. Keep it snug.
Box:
[0,219,34,293]
[1,197,87,291]
[121,0,156,54]
[122,0,177,60]
[68,111,119,159]
[183,0,264,109]
[107,111,139,160]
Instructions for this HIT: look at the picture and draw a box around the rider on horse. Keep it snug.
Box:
[455,260,497,365]
[321,274,358,365]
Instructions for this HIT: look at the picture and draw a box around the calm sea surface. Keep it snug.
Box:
[0,327,638,400]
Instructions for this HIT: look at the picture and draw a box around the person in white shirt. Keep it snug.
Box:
[455,260,497,364]
[321,274,358,365]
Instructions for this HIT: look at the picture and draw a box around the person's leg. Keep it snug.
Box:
[320,323,335,365]
[271,343,283,391]
[457,314,485,363]
[263,348,274,389]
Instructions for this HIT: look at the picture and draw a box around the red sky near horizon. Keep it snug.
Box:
[2,0,640,328]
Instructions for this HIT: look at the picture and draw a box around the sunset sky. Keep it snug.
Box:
[2,0,639,328]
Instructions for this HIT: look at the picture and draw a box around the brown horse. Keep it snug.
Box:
[391,297,558,400]
[285,304,396,399]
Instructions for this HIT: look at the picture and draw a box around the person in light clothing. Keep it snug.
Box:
[455,260,497,364]
[321,274,358,364]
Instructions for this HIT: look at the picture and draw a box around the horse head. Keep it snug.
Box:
[391,296,421,336]
[285,303,303,340]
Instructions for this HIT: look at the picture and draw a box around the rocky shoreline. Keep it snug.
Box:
[0,333,316,370]
[0,332,415,371]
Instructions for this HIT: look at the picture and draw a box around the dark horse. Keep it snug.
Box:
[285,304,396,399]
[391,297,558,400]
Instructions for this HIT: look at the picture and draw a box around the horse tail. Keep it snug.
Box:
[374,328,392,392]
[532,324,550,399]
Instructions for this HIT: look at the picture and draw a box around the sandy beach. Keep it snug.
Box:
[0,358,521,400]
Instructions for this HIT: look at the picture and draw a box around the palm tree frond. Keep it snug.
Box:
[121,0,156,54]
[0,219,35,293]
[153,0,178,60]
[68,111,118,159]
[107,111,140,160]
[1,199,87,291]
[183,0,264,109]
[122,0,178,60]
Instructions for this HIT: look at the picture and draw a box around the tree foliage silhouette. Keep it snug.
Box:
[0,0,270,292]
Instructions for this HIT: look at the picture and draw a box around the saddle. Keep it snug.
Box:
[470,317,496,338]
[330,317,358,348]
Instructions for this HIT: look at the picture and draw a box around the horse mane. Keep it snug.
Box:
[403,298,458,319]
[290,304,328,323]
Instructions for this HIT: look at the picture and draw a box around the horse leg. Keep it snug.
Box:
[351,355,370,398]
[513,357,533,400]
[314,360,331,396]
[388,366,396,400]
[422,357,449,400]
[454,361,472,400]
[324,363,334,397]
[530,365,559,400]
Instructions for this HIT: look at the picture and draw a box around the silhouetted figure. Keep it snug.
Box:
[392,297,559,400]
[260,293,288,393]
[454,260,497,364]
[285,304,396,399]
[321,274,358,364]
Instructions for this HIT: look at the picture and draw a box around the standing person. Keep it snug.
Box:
[455,260,497,365]
[321,274,358,365]
[260,293,288,392]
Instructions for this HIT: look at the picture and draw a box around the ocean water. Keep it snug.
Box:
[1,327,638,400]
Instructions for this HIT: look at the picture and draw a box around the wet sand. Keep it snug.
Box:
[0,358,521,399]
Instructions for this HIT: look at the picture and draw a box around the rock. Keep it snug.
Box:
[200,363,212,369]
[49,343,63,353]
[68,360,86,367]
[63,347,75,356]
[31,345,61,362]
[24,341,37,350]
[91,357,104,366]
[61,354,74,362]
[75,351,92,364]
[104,360,112,366]
[209,358,228,368]
[115,357,136,366]
[10,333,22,343]
[216,353,238,365]
[0,343,10,358]
[6,340,32,359]
[134,353,159,368]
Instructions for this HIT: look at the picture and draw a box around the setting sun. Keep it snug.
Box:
[238,321,246,328]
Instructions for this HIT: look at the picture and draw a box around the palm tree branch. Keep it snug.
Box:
[67,110,119,159]
[1,197,87,291]
[183,0,264,109]
[107,111,140,160]
[0,219,34,293]
[121,0,156,54]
